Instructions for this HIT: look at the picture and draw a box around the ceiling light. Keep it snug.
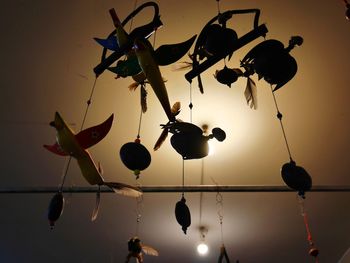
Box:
[197,226,209,256]
[197,242,209,255]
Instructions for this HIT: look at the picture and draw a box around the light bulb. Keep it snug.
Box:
[197,242,209,255]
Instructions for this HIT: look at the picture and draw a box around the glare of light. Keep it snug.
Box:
[208,140,215,156]
[197,242,209,255]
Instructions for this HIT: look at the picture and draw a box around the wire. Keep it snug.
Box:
[269,85,293,162]
[137,108,143,139]
[128,0,138,34]
[189,83,193,123]
[59,77,98,191]
[182,158,185,198]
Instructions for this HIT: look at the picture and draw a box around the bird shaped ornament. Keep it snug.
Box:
[241,36,303,91]
[125,237,158,263]
[44,112,142,223]
[93,2,163,76]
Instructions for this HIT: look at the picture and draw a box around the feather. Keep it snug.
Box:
[142,245,159,256]
[91,188,101,221]
[172,61,193,71]
[128,82,140,91]
[141,85,148,113]
[244,77,258,110]
[171,102,181,115]
[104,182,142,198]
[154,128,168,150]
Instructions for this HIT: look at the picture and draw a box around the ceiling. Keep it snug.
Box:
[1,0,350,262]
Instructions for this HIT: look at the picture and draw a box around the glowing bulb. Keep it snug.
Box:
[197,242,209,255]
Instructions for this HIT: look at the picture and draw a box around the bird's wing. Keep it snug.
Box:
[155,35,197,66]
[142,245,159,256]
[75,114,114,150]
[104,182,142,198]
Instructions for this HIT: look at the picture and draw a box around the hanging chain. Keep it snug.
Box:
[216,191,224,244]
[297,195,319,261]
[135,194,143,236]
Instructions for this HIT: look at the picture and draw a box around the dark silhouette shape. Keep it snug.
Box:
[218,245,231,263]
[108,35,197,78]
[93,2,163,76]
[241,36,303,91]
[175,197,191,234]
[47,192,64,229]
[157,121,225,159]
[215,66,243,87]
[120,140,151,179]
[126,237,158,263]
[281,161,312,197]
[185,9,267,93]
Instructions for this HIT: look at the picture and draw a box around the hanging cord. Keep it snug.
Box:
[297,195,319,262]
[269,85,294,162]
[216,0,221,15]
[59,77,98,191]
[128,0,138,34]
[216,191,224,245]
[80,77,98,131]
[198,159,205,225]
[182,159,185,198]
[212,177,224,244]
[213,179,232,263]
[136,108,143,140]
[135,194,143,236]
[189,83,193,123]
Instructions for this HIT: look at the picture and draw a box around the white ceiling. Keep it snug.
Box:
[1,0,350,262]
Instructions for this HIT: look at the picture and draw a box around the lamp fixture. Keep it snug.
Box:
[197,226,209,256]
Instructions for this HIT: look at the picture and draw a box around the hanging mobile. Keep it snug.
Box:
[268,84,318,260]
[298,196,319,262]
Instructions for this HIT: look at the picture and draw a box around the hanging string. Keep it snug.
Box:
[189,83,193,123]
[269,85,294,162]
[198,159,205,225]
[135,194,143,236]
[59,157,72,192]
[136,108,143,140]
[152,27,157,47]
[182,158,185,198]
[128,0,138,34]
[80,77,98,130]
[297,195,319,262]
[59,77,98,191]
[216,0,221,14]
